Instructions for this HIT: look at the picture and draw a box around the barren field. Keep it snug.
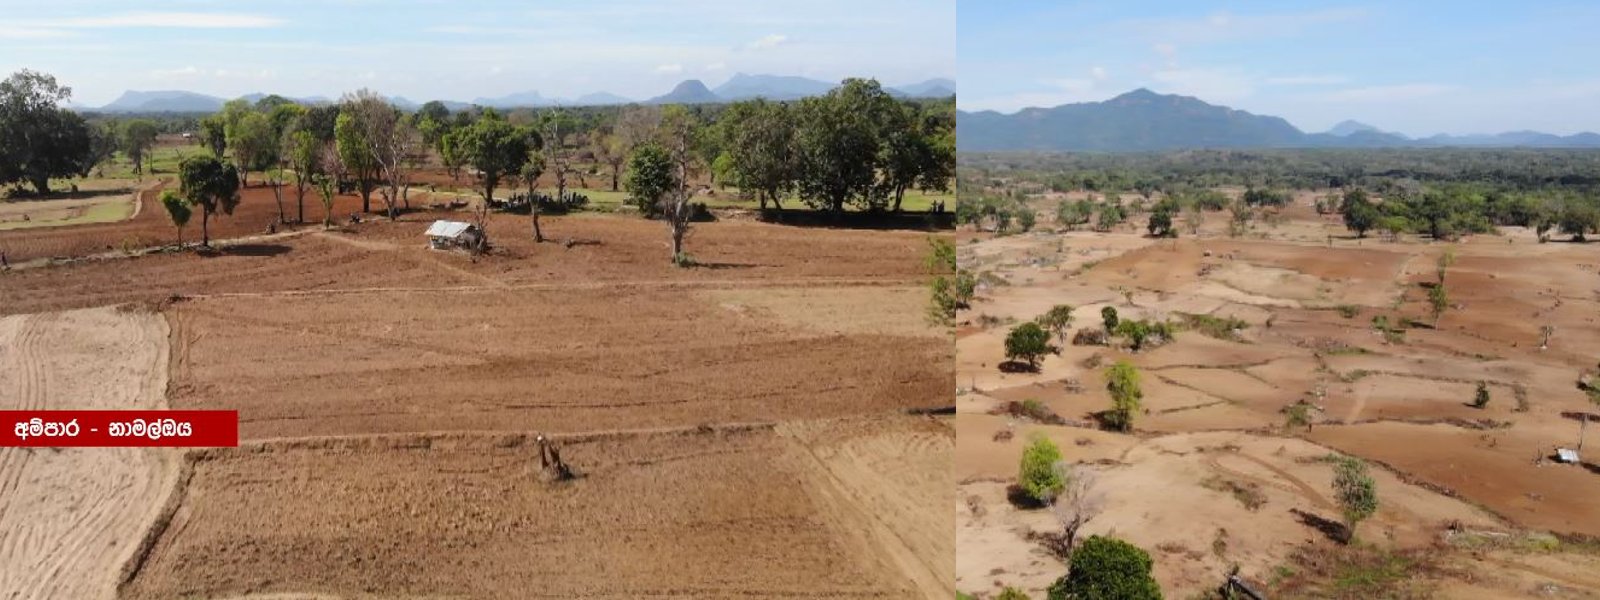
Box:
[0,203,952,597]
[0,188,138,231]
[124,416,951,599]
[956,193,1600,598]
[0,307,179,600]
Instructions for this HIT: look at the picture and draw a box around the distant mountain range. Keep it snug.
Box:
[84,74,956,113]
[957,88,1600,151]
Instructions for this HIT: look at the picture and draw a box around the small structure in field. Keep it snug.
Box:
[1555,448,1581,464]
[425,220,483,251]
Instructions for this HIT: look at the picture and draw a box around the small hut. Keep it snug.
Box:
[425,220,483,250]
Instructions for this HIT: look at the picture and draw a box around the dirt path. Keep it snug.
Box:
[316,230,510,289]
[1204,451,1333,511]
[0,307,180,600]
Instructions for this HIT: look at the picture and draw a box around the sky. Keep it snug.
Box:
[0,0,953,107]
[959,1,1600,136]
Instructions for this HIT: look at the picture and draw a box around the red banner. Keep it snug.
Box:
[0,410,239,447]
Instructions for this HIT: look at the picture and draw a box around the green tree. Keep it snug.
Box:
[445,112,531,209]
[119,119,160,179]
[1037,305,1075,346]
[1019,435,1065,505]
[0,70,95,194]
[1105,361,1142,432]
[1332,456,1378,544]
[335,111,379,213]
[996,588,1031,600]
[1146,198,1177,237]
[795,78,896,214]
[1005,322,1052,369]
[199,115,227,158]
[284,128,321,223]
[624,142,674,214]
[177,155,241,247]
[1427,284,1449,325]
[1101,306,1120,333]
[1285,402,1313,432]
[160,189,192,247]
[716,98,799,210]
[1046,536,1162,600]
[1342,189,1380,238]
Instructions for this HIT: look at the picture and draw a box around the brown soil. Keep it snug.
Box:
[123,417,949,600]
[957,193,1600,598]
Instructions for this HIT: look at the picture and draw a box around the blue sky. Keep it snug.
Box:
[959,1,1600,135]
[0,0,953,106]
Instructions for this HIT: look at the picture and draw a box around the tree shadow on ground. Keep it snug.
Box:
[1291,508,1347,543]
[998,360,1039,373]
[1005,484,1048,510]
[755,208,953,232]
[203,244,292,258]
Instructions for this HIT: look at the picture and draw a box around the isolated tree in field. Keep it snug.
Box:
[1472,381,1491,408]
[1037,305,1075,346]
[119,119,160,179]
[446,111,530,214]
[1146,198,1177,237]
[1104,360,1142,432]
[625,142,673,215]
[954,271,976,307]
[716,98,799,210]
[1005,322,1052,369]
[1053,463,1103,550]
[1016,209,1037,232]
[1284,402,1313,432]
[659,106,699,265]
[1428,284,1449,325]
[1435,247,1455,283]
[160,190,191,247]
[177,155,241,247]
[1342,189,1379,238]
[1046,536,1161,600]
[1019,435,1065,505]
[1101,306,1120,333]
[1332,455,1378,544]
[0,70,95,194]
[1095,201,1125,232]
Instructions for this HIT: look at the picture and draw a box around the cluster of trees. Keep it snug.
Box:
[1339,185,1599,242]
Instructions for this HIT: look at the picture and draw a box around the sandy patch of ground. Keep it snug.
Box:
[0,307,178,600]
[703,285,946,338]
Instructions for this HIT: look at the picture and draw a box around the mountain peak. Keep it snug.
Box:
[1113,88,1162,101]
[1327,120,1381,137]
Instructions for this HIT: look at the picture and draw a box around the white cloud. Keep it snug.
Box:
[1322,83,1456,102]
[1127,8,1367,45]
[38,12,284,29]
[746,33,789,50]
[1090,66,1108,81]
[704,61,727,71]
[1266,75,1348,85]
[654,63,684,74]
[0,27,76,39]
[1149,67,1256,102]
[150,66,202,78]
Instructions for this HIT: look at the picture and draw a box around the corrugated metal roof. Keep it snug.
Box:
[1556,448,1581,463]
[426,220,474,238]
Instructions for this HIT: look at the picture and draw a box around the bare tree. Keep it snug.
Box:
[660,108,697,265]
[1051,462,1103,552]
[342,89,418,221]
[316,141,344,228]
[615,105,663,152]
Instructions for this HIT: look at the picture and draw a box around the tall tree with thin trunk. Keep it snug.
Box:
[660,106,698,265]
[285,129,319,223]
[444,109,531,222]
[160,190,191,248]
[120,119,160,180]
